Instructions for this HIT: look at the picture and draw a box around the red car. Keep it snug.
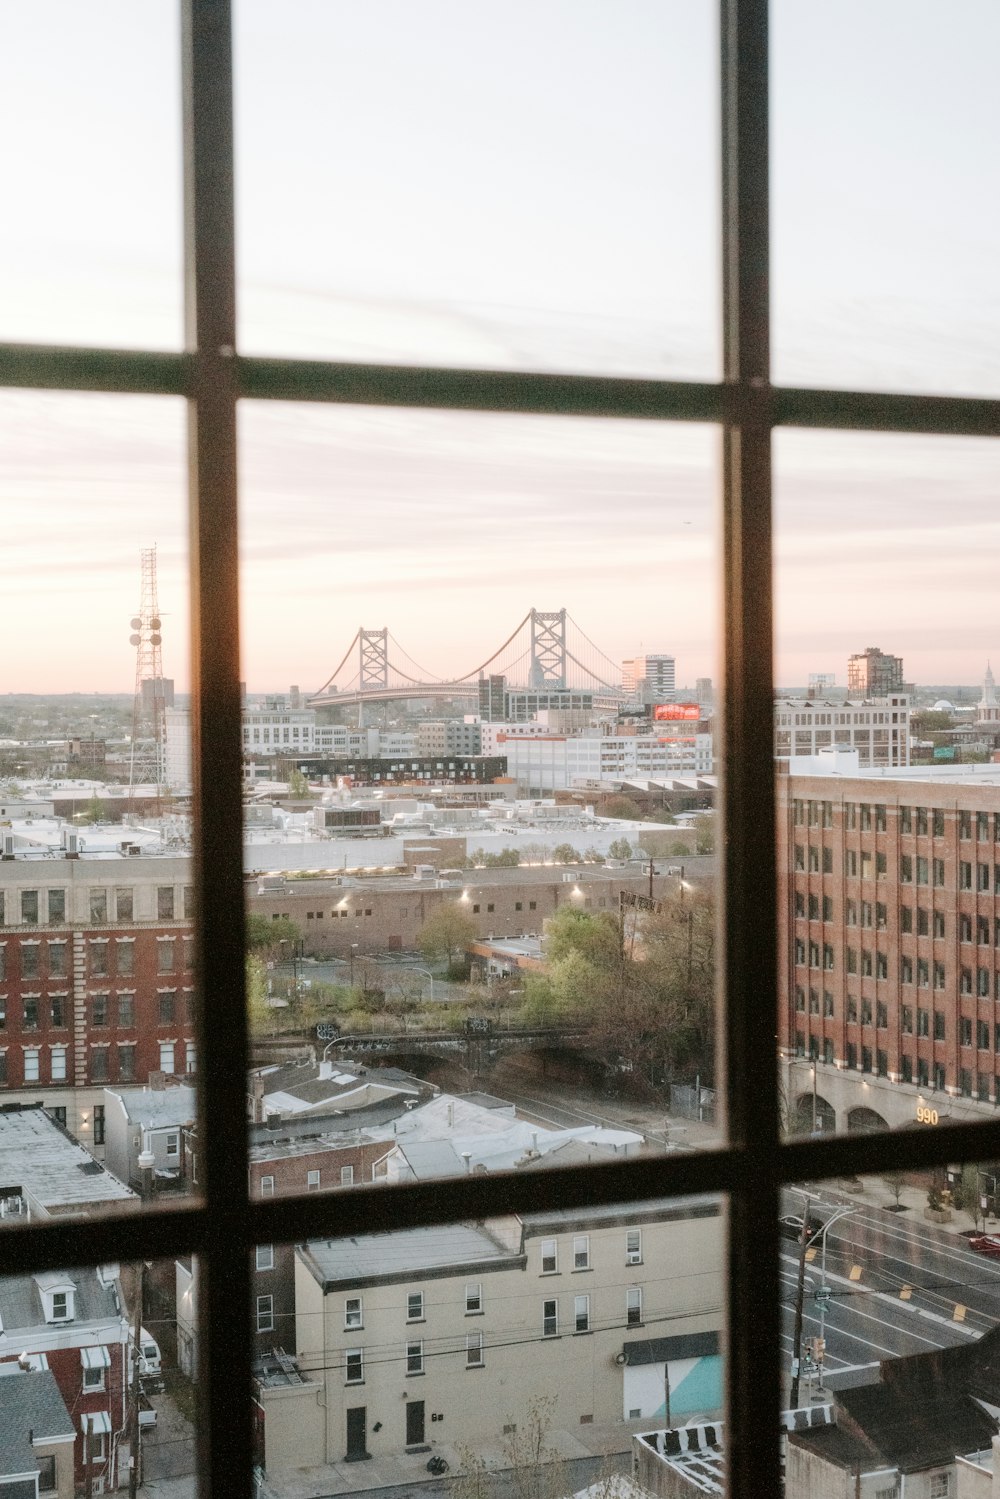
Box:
[968,1234,1000,1258]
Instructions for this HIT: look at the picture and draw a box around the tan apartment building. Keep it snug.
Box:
[281,1197,722,1471]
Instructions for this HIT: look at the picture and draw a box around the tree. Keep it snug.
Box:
[603,794,643,820]
[693,813,715,854]
[84,791,105,825]
[417,904,479,977]
[246,954,273,1039]
[608,837,633,861]
[552,843,579,865]
[245,914,301,955]
[287,767,310,798]
[519,842,552,866]
[583,846,605,864]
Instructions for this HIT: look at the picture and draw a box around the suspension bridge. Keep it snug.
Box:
[307,608,628,714]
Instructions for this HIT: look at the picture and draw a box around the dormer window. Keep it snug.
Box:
[34,1272,75,1323]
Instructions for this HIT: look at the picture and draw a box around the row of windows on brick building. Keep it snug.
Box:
[795,847,1000,888]
[793,1038,1000,1102]
[793,802,1000,840]
[796,992,1000,1048]
[0,886,194,924]
[0,990,194,1030]
[794,939,1000,992]
[0,1037,196,1086]
[0,938,193,981]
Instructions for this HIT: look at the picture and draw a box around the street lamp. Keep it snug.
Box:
[405,965,434,1001]
[788,1192,856,1402]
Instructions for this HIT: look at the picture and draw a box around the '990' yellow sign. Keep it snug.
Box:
[916,1105,940,1125]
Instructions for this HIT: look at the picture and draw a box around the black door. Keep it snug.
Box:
[405,1400,425,1446]
[345,1407,368,1461]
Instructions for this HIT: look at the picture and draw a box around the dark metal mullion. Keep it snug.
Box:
[3,337,1000,439]
[721,3,782,1497]
[182,3,252,1497]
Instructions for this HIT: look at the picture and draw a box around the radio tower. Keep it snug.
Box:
[128,546,165,806]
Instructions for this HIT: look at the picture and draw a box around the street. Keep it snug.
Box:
[780,1188,1000,1392]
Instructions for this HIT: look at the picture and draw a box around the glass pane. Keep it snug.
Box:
[252,1198,724,1487]
[240,403,720,1191]
[772,1,1000,396]
[780,1172,999,1474]
[0,1256,195,1498]
[234,1,719,379]
[775,430,1000,1139]
[0,390,195,1214]
[0,5,183,349]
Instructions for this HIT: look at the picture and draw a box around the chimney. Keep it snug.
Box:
[149,1070,166,1092]
[461,1152,472,1174]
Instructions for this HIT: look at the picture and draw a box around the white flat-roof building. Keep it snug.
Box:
[774,695,910,767]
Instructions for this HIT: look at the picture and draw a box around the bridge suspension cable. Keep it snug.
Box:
[313,628,362,697]
[455,611,533,681]
[567,612,625,685]
[386,633,444,685]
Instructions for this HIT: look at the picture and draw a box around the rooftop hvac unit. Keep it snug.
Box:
[1,834,14,860]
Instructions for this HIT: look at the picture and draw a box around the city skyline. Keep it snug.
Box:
[3,3,1000,691]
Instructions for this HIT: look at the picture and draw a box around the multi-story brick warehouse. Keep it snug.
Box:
[778,758,1000,1134]
[0,849,195,1153]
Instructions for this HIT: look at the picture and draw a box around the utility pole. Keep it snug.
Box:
[789,1197,812,1408]
[128,1263,145,1499]
[648,856,655,902]
[664,1358,672,1430]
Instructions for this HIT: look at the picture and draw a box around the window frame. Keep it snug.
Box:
[4,6,999,1498]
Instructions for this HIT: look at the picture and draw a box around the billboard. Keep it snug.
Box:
[653,703,700,721]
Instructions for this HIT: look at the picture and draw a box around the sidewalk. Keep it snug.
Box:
[259,1418,637,1499]
[810,1170,997,1237]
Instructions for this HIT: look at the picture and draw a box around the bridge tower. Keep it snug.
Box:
[358,628,388,728]
[529,609,567,689]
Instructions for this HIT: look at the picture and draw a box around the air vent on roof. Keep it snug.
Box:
[77,1161,104,1176]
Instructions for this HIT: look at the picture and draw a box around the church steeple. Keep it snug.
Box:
[978,663,999,725]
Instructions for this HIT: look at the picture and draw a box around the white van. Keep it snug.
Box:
[131,1327,162,1379]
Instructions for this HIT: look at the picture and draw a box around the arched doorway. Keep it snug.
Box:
[792,1093,836,1135]
[847,1105,889,1135]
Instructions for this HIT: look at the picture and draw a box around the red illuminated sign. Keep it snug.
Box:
[653,703,700,721]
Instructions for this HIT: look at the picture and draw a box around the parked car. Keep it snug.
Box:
[969,1234,1000,1258]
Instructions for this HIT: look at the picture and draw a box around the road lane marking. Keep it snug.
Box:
[849,1265,863,1281]
[955,1304,967,1322]
[805,1247,817,1262]
[780,1253,979,1340]
[900,1285,912,1300]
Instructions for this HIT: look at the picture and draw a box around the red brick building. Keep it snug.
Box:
[0,849,195,1153]
[778,766,1000,1133]
[0,1266,130,1491]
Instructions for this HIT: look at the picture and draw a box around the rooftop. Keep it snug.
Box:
[0,1108,137,1215]
[0,1368,74,1478]
[300,1221,522,1289]
[104,1083,196,1128]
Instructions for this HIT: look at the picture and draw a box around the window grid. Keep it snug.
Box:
[2,4,1000,1499]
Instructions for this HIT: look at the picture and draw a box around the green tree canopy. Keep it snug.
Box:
[286,767,310,797]
[245,913,302,954]
[552,842,579,864]
[417,904,479,975]
[602,795,644,820]
[607,837,633,861]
